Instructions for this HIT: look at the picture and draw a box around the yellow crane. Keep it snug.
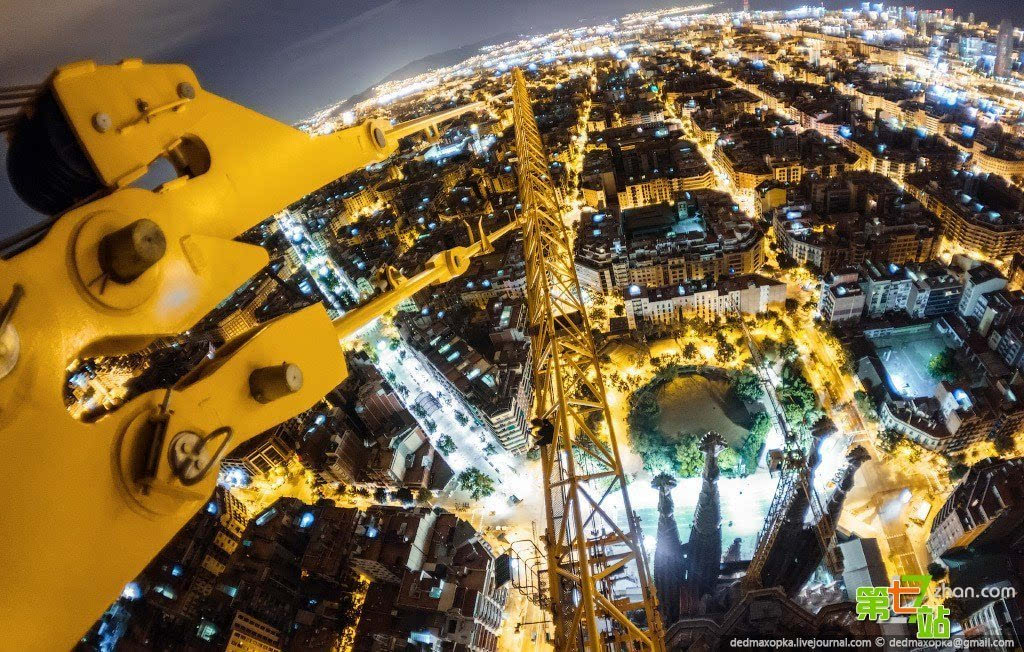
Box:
[0,59,509,650]
[512,69,664,651]
[735,309,841,591]
[0,59,663,651]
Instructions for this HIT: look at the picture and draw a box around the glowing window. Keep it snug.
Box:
[255,507,277,526]
[154,584,177,600]
[197,621,218,642]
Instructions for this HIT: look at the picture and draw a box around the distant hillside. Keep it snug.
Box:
[340,32,516,108]
[382,32,516,83]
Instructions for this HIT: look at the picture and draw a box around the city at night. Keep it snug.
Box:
[4,1,1024,650]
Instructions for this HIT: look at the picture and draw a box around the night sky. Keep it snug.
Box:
[0,0,1018,237]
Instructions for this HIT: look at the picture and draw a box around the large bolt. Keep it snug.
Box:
[97,219,167,283]
[0,284,23,380]
[92,113,112,133]
[176,82,196,100]
[373,126,387,148]
[249,363,303,403]
[0,323,19,381]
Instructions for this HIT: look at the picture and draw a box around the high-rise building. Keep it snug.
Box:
[819,268,866,324]
[224,611,281,652]
[995,20,1015,78]
[575,191,766,294]
[398,308,534,453]
[928,457,1024,558]
[623,274,786,329]
[960,263,1009,324]
[351,508,509,650]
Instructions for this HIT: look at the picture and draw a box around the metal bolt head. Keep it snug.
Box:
[97,218,167,284]
[0,323,20,381]
[168,431,205,481]
[176,82,196,100]
[92,112,112,133]
[249,363,303,404]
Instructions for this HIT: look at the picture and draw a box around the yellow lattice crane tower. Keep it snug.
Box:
[511,68,665,651]
[0,58,662,650]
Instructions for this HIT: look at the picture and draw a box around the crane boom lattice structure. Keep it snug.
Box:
[512,68,664,652]
[737,311,841,589]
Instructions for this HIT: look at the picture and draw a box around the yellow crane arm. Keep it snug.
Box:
[0,59,498,650]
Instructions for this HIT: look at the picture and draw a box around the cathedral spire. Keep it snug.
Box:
[652,473,685,626]
[687,432,725,603]
[826,446,870,525]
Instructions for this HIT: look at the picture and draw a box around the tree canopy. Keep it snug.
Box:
[394,487,415,505]
[627,367,762,478]
[456,467,495,500]
[717,447,743,476]
[776,363,823,435]
[416,488,434,503]
[853,390,878,422]
[779,339,799,362]
[928,347,958,382]
[948,463,969,481]
[876,428,904,454]
[739,412,772,472]
[732,369,764,403]
[437,434,457,455]
[716,340,736,363]
[674,434,704,477]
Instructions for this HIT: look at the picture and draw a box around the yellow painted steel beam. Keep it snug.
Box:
[334,218,516,341]
[0,60,507,650]
[385,101,487,141]
[511,68,664,652]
